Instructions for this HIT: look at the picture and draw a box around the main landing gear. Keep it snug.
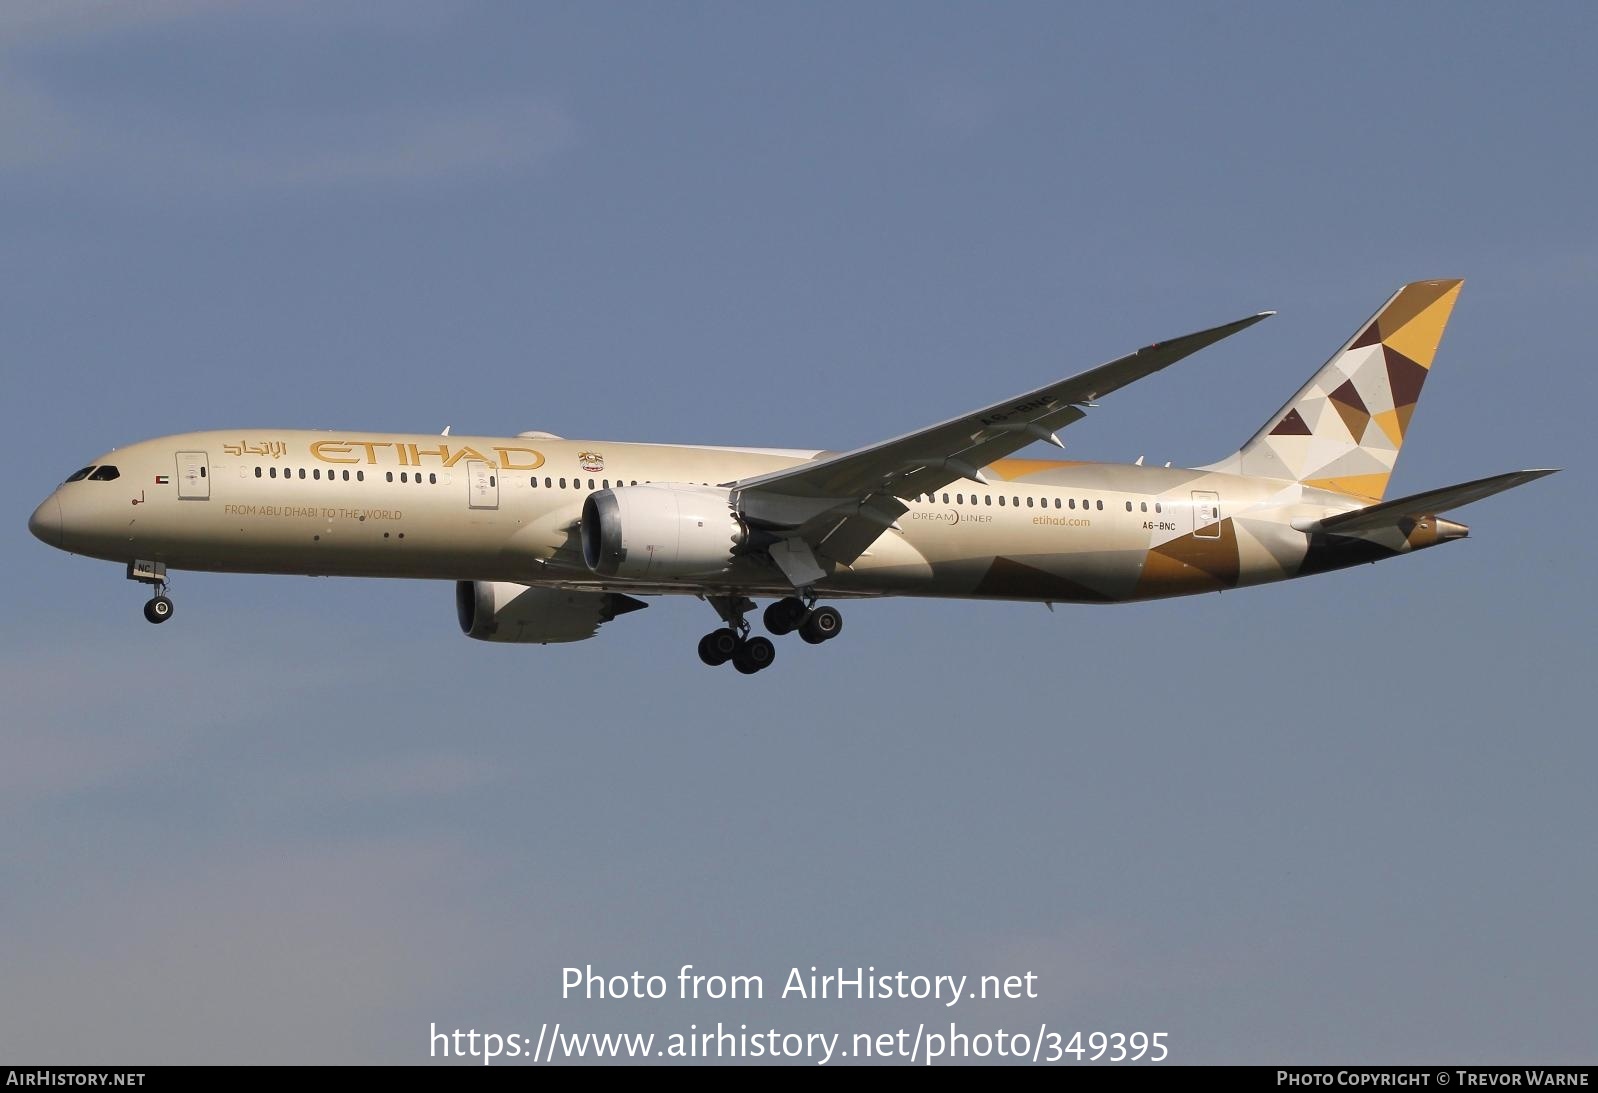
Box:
[128,559,174,625]
[699,593,843,673]
[697,596,776,674]
[697,627,775,675]
[764,596,842,645]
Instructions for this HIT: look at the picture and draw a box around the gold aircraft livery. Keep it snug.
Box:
[29,280,1555,674]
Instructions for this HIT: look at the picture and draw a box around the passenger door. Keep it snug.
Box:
[176,451,210,500]
[467,461,499,510]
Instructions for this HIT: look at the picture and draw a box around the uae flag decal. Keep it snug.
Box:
[155,475,170,484]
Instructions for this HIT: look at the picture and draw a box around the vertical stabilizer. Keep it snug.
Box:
[1208,279,1463,502]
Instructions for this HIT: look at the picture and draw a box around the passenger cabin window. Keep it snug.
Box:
[65,467,95,482]
[255,467,262,478]
[88,466,120,481]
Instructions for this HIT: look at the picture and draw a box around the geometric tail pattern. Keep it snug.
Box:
[1221,279,1463,502]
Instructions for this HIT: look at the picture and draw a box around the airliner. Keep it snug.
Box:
[28,280,1553,674]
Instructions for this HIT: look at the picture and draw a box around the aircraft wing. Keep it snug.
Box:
[731,310,1272,574]
[1308,469,1559,535]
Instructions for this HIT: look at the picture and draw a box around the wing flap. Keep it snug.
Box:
[732,310,1272,506]
[733,310,1271,571]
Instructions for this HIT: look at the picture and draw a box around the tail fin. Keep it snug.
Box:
[1208,279,1464,502]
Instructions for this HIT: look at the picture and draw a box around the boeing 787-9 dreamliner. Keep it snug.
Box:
[28,280,1554,674]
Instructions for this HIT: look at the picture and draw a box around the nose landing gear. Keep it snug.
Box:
[128,559,174,625]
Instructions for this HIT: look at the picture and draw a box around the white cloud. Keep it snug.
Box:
[0,836,502,1063]
[0,646,291,808]
[910,77,1007,136]
[300,752,505,800]
[225,100,576,189]
[0,2,574,191]
[0,0,232,48]
[0,1,462,48]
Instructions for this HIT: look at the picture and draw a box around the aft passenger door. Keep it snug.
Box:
[1191,490,1221,539]
[176,451,210,500]
[467,461,499,510]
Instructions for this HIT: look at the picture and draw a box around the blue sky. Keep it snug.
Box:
[3,2,1593,1064]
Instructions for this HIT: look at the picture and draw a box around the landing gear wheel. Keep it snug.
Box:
[732,636,776,675]
[763,596,807,636]
[799,605,842,644]
[697,627,740,666]
[143,595,174,625]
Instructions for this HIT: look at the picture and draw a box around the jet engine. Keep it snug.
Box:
[456,581,646,644]
[581,483,746,579]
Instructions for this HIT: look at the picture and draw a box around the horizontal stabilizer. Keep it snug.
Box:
[1308,469,1558,535]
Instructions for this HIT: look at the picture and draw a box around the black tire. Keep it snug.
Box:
[697,632,725,666]
[700,627,739,666]
[799,605,841,643]
[739,636,775,672]
[763,597,805,636]
[144,596,174,625]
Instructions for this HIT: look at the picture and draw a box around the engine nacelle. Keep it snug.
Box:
[581,483,745,579]
[456,581,646,644]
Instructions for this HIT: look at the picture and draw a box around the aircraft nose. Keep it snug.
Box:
[29,495,62,548]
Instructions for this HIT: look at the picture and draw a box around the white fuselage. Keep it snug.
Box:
[29,428,1389,605]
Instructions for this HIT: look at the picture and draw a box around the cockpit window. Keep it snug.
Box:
[88,466,121,481]
[64,466,95,482]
